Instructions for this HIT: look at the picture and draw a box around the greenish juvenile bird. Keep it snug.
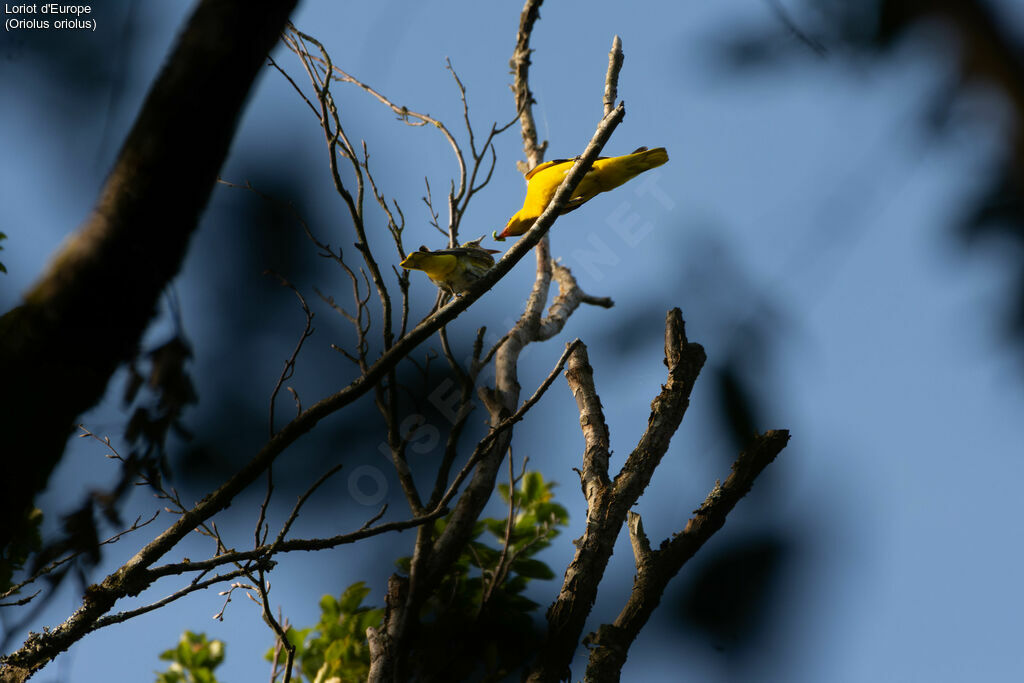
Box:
[400,236,501,295]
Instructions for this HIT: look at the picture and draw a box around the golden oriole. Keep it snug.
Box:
[399,236,501,295]
[495,146,669,240]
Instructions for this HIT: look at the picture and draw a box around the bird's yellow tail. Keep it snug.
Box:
[632,146,668,172]
[589,146,668,193]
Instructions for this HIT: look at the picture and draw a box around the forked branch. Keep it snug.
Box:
[583,430,791,682]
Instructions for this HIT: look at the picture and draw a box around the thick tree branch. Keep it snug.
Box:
[0,0,301,568]
[526,309,706,683]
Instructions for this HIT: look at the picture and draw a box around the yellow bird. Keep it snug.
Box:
[496,146,669,240]
[399,236,501,295]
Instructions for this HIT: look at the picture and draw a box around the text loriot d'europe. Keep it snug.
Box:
[4,4,94,31]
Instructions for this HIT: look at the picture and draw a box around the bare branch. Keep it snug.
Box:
[505,340,583,430]
[267,54,319,120]
[765,0,828,57]
[427,346,478,508]
[143,508,445,584]
[538,260,614,341]
[88,562,272,633]
[362,148,410,269]
[511,0,548,171]
[288,27,468,227]
[563,342,611,504]
[357,505,389,532]
[613,309,706,505]
[479,453,527,612]
[0,507,159,603]
[249,568,295,683]
[525,309,707,683]
[626,511,651,568]
[273,462,345,547]
[426,337,579,520]
[256,464,274,550]
[583,430,791,682]
[266,273,315,438]
[480,330,512,367]
[603,35,624,117]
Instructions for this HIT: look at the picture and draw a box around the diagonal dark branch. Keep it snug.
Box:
[0,0,301,576]
[0,1,302,679]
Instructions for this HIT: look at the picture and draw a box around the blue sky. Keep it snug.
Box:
[3,1,1024,681]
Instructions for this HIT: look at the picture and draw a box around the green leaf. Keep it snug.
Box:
[520,471,545,504]
[156,632,224,683]
[318,593,339,619]
[534,501,570,525]
[497,482,511,503]
[511,557,555,580]
[338,581,372,613]
[324,639,348,667]
[468,541,499,567]
[483,518,507,539]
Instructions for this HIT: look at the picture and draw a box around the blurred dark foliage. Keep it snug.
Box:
[711,313,779,458]
[673,531,793,652]
[712,361,760,454]
[1,4,136,95]
[1,2,144,170]
[124,334,197,479]
[674,231,787,461]
[654,0,1024,674]
[9,289,198,646]
[0,6,170,642]
[722,0,1024,363]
